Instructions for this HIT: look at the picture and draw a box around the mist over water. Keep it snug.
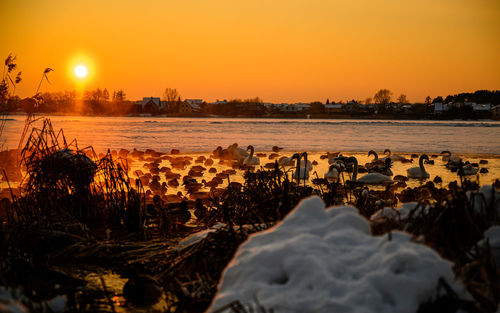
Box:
[3,115,500,154]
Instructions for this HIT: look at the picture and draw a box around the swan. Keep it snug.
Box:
[243,145,260,166]
[370,157,393,176]
[441,150,451,162]
[291,153,309,183]
[213,146,232,160]
[368,150,379,161]
[441,150,461,164]
[328,155,348,172]
[324,163,340,183]
[300,151,313,170]
[228,143,248,162]
[382,149,409,162]
[366,150,385,168]
[407,154,430,179]
[350,156,394,184]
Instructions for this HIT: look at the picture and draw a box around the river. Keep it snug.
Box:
[2,115,500,154]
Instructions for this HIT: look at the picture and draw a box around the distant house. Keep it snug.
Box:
[342,101,358,112]
[325,103,342,113]
[265,103,288,114]
[433,102,449,114]
[179,101,201,113]
[292,103,311,112]
[472,103,491,112]
[185,99,203,106]
[279,103,309,113]
[400,104,413,113]
[141,97,167,111]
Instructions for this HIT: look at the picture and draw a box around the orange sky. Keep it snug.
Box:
[1,0,499,103]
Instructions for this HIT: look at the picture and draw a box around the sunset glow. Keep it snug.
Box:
[74,65,87,78]
[1,0,499,102]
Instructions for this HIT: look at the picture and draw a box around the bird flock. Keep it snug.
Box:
[100,143,490,210]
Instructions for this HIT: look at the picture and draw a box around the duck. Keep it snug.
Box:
[123,267,163,306]
[460,161,479,176]
[243,145,260,166]
[350,156,394,184]
[278,156,294,166]
[291,153,309,183]
[268,153,280,160]
[407,154,430,179]
[272,145,283,152]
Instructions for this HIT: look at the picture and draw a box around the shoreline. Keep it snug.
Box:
[5,111,500,122]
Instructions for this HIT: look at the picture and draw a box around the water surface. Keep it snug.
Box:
[2,115,500,154]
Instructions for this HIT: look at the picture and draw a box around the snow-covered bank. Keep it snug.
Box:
[209,196,470,313]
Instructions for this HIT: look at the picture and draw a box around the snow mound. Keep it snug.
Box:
[0,287,28,313]
[209,196,467,313]
[478,225,500,265]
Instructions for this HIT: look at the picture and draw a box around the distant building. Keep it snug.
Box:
[141,97,167,111]
[433,102,449,114]
[179,101,201,113]
[283,103,310,112]
[325,103,342,113]
[213,100,227,105]
[399,104,413,113]
[342,102,357,112]
[472,103,491,112]
[185,99,203,106]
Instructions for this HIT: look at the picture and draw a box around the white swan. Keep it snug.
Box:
[365,150,384,169]
[228,143,249,163]
[293,167,309,182]
[291,153,309,182]
[441,150,461,164]
[324,163,340,183]
[382,149,409,162]
[350,156,393,184]
[300,159,313,171]
[370,157,393,176]
[358,173,393,184]
[243,145,260,166]
[407,154,430,179]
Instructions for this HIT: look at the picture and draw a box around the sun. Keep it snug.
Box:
[74,65,88,78]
